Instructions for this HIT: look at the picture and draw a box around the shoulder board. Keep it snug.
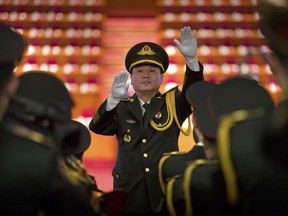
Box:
[161,85,179,97]
[120,97,134,102]
[61,156,90,186]
[10,125,55,148]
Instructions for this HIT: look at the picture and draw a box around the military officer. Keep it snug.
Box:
[89,26,204,215]
[0,22,26,120]
[61,120,128,216]
[158,81,218,201]
[248,1,288,215]
[164,76,275,216]
[0,71,99,215]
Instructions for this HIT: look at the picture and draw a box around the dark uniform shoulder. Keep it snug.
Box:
[160,86,179,97]
[5,125,56,148]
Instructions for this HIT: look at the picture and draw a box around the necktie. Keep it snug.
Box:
[142,103,149,123]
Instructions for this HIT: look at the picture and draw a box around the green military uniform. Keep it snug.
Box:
[158,81,218,199]
[165,77,275,216]
[0,122,96,216]
[0,71,98,215]
[244,1,288,214]
[89,64,203,214]
[164,159,235,216]
[62,120,128,216]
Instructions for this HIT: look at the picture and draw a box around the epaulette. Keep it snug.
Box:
[160,85,179,97]
[8,125,55,148]
[120,97,134,102]
[62,155,95,186]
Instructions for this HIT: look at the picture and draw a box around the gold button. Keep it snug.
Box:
[116,174,119,179]
[145,168,150,172]
[127,129,130,132]
[143,153,148,157]
[142,139,147,143]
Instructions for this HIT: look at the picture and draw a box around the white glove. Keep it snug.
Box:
[106,71,130,111]
[174,26,200,71]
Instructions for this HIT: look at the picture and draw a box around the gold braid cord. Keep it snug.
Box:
[150,89,192,136]
[166,159,216,216]
[166,177,178,216]
[158,151,186,195]
[217,108,264,205]
[62,155,95,186]
[158,154,172,195]
[183,159,207,216]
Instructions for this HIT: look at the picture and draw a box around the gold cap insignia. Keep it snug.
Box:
[137,45,156,56]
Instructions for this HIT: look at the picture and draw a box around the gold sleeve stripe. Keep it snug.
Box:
[92,111,100,123]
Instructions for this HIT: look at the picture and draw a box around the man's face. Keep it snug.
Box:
[130,64,163,94]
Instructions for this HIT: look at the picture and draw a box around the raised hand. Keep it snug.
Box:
[174,26,197,59]
[111,71,130,99]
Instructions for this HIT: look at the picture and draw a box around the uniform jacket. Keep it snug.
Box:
[0,118,97,216]
[159,144,206,197]
[89,64,204,214]
[160,145,206,181]
[163,160,237,216]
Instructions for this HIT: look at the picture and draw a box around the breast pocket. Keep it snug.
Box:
[118,118,141,145]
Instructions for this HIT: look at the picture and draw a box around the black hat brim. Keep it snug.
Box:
[61,120,91,157]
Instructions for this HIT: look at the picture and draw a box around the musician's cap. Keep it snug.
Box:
[195,76,275,139]
[186,81,219,109]
[61,120,91,159]
[0,22,27,66]
[15,71,74,122]
[259,0,288,56]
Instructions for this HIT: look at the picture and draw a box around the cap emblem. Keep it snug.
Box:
[137,45,156,56]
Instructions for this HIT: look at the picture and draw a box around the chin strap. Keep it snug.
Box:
[149,89,192,136]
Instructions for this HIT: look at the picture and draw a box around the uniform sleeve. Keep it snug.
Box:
[89,99,118,135]
[176,62,204,123]
[182,62,204,93]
